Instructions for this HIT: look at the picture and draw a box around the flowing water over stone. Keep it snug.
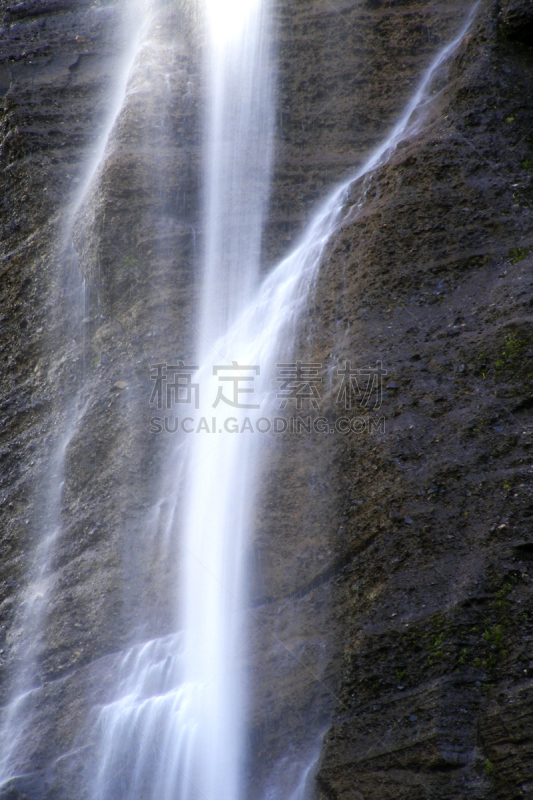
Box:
[89,2,277,799]
[3,0,533,796]
[0,1,480,797]
[88,5,478,799]
[0,0,153,789]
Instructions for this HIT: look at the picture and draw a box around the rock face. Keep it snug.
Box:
[499,0,533,44]
[1,0,533,799]
[303,4,533,798]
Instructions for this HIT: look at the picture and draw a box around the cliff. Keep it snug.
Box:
[0,0,532,798]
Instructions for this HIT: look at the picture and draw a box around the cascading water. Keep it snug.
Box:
[0,0,152,789]
[89,3,276,799]
[88,4,478,800]
[201,0,276,348]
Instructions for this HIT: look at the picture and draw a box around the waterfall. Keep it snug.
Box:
[201,0,276,351]
[0,0,152,790]
[88,3,479,800]
[89,3,277,799]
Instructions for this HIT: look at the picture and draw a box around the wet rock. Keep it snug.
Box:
[499,0,533,44]
[1,0,533,798]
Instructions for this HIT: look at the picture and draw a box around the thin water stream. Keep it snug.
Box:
[0,0,153,787]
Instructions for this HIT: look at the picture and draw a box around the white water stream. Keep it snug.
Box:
[89,4,478,799]
[0,0,478,795]
[0,0,153,788]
